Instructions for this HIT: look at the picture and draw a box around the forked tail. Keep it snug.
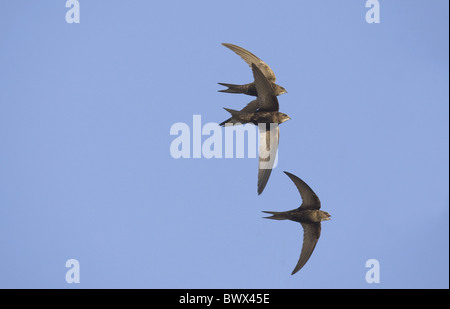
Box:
[262,211,290,220]
[218,83,245,94]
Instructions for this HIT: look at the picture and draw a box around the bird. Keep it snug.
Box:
[220,63,290,195]
[263,171,331,275]
[218,43,287,97]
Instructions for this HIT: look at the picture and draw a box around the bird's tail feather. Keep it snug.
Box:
[219,117,238,126]
[262,211,290,220]
[220,108,250,126]
[223,108,240,116]
[218,83,244,94]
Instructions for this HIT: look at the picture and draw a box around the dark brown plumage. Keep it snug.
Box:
[218,43,287,97]
[263,172,331,275]
[221,63,290,195]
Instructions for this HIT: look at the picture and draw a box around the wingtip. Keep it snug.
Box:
[283,171,295,178]
[222,43,234,49]
[291,266,301,275]
[257,186,264,195]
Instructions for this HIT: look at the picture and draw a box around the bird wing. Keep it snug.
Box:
[222,43,277,82]
[291,223,321,275]
[251,63,279,112]
[240,99,259,113]
[258,124,279,195]
[283,171,321,210]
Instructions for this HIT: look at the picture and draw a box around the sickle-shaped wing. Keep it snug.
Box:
[222,43,277,82]
[251,63,279,112]
[284,171,321,210]
[291,223,321,275]
[258,124,279,195]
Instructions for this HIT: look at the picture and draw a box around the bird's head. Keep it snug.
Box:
[275,85,287,95]
[320,211,331,221]
[278,113,291,123]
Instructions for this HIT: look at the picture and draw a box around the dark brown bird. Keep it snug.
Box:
[221,63,290,195]
[218,43,287,96]
[263,171,331,275]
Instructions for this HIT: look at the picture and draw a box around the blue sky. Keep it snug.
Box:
[0,0,448,288]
